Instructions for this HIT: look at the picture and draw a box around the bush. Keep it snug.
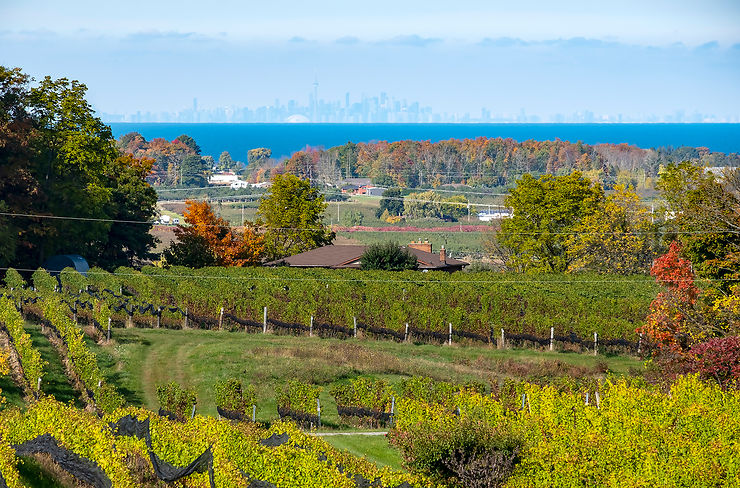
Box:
[2,268,26,290]
[31,268,57,293]
[214,378,256,414]
[360,241,418,271]
[651,336,740,389]
[276,380,322,414]
[329,377,393,411]
[687,336,740,389]
[400,377,485,408]
[389,415,521,487]
[156,381,197,420]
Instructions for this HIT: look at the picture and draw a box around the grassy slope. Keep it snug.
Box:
[81,327,640,468]
[321,434,404,471]
[0,324,83,410]
[88,328,641,424]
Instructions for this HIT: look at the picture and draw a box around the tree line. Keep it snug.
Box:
[277,138,739,189]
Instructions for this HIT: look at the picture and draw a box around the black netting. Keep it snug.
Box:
[352,473,384,487]
[109,415,149,440]
[506,332,550,347]
[188,313,219,329]
[357,323,405,341]
[217,406,246,421]
[408,327,448,343]
[259,433,291,447]
[109,416,215,488]
[147,443,214,486]
[452,328,490,343]
[314,322,352,337]
[224,313,262,329]
[239,469,278,488]
[12,434,112,488]
[336,405,393,424]
[268,318,310,334]
[278,406,320,427]
[158,408,183,422]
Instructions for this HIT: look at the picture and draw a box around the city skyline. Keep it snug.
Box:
[3,1,739,121]
[102,88,737,125]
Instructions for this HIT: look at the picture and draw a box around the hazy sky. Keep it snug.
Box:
[2,0,739,118]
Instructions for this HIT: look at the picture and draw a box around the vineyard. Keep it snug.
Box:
[0,267,738,487]
[14,266,657,349]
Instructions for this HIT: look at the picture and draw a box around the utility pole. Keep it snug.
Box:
[241,203,244,227]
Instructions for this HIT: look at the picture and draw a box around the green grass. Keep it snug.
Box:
[80,327,641,468]
[26,324,83,408]
[322,434,403,471]
[87,327,642,425]
[17,456,70,488]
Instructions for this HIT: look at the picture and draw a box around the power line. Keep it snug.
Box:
[2,211,737,235]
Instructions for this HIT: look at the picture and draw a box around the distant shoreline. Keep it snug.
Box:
[109,122,740,161]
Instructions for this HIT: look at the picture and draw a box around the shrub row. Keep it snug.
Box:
[40,297,124,414]
[390,375,740,487]
[16,266,656,341]
[0,397,428,487]
[0,297,46,397]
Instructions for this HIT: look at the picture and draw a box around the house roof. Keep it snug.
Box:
[266,245,468,270]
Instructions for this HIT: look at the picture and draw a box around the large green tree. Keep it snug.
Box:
[564,185,658,274]
[0,66,157,270]
[256,174,334,260]
[493,172,604,272]
[657,161,740,290]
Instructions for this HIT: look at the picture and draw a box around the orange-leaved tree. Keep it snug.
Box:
[638,241,702,351]
[164,200,264,267]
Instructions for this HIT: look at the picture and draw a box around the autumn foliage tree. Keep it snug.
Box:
[638,241,701,351]
[565,185,658,274]
[164,200,264,268]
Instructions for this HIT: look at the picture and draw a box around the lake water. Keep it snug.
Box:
[109,123,740,162]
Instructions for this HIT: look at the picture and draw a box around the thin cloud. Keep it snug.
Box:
[382,34,442,47]
[334,36,360,45]
[478,37,529,48]
[696,41,720,51]
[124,30,198,42]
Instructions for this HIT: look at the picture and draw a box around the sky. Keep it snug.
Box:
[1,0,739,120]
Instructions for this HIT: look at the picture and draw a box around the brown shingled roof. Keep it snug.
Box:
[265,244,468,270]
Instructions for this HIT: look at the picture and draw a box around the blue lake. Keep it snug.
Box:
[109,123,740,162]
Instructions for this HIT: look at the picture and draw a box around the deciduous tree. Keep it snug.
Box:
[256,174,334,260]
[565,185,658,274]
[0,65,158,270]
[164,200,264,267]
[493,172,604,272]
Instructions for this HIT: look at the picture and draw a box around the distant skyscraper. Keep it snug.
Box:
[312,77,319,122]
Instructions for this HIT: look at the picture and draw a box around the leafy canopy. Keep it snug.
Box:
[495,172,604,272]
[565,185,658,274]
[164,200,264,267]
[0,65,157,270]
[256,174,334,260]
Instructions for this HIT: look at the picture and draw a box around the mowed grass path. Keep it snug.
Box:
[91,328,642,427]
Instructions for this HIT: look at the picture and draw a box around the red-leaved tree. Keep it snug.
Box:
[638,241,701,351]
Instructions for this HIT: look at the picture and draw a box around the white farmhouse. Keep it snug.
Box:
[209,172,240,185]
